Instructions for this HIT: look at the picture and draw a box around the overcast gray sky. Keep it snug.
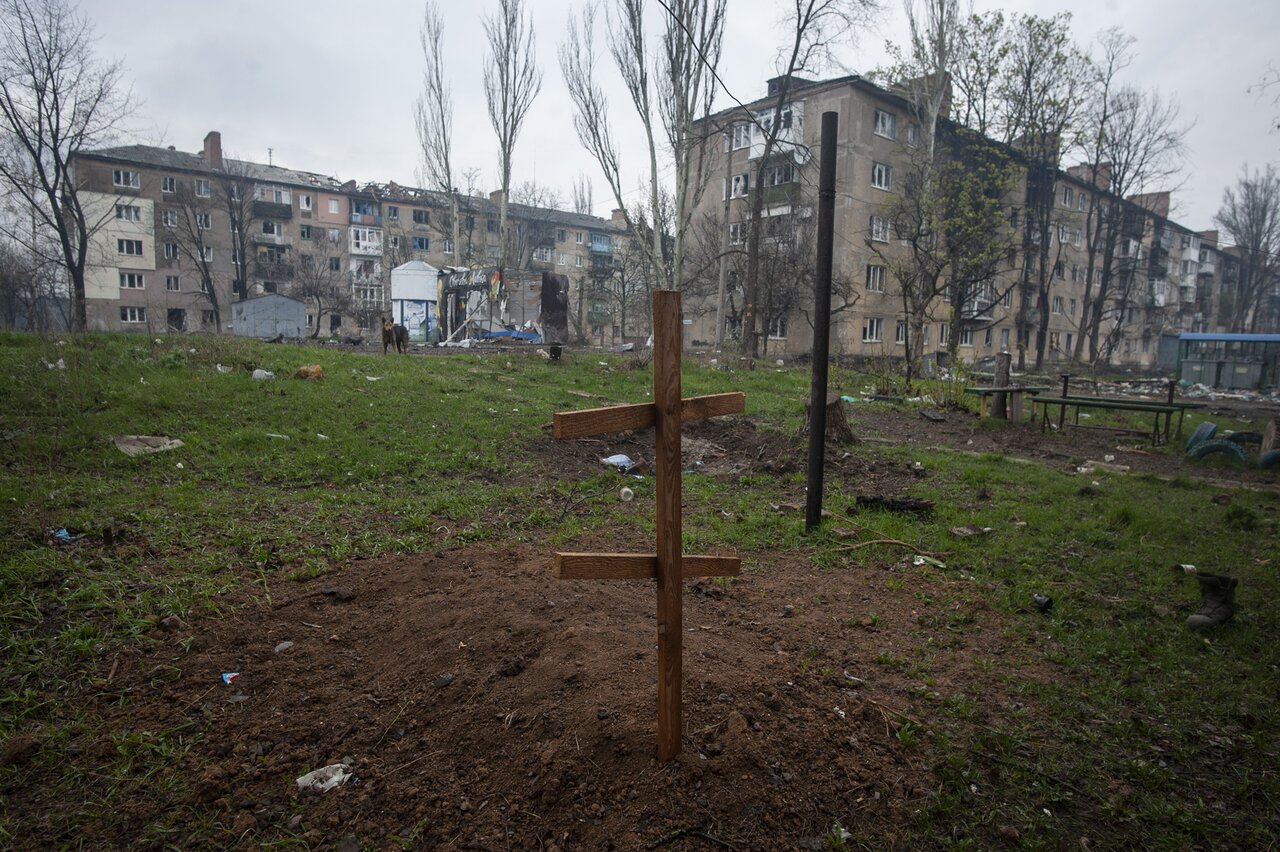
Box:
[86,0,1277,231]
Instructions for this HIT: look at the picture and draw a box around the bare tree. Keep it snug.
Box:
[415,1,462,269]
[483,0,542,286]
[571,173,594,215]
[1074,29,1189,363]
[291,252,353,338]
[560,0,725,301]
[0,0,134,331]
[998,13,1090,369]
[507,180,563,270]
[167,180,225,331]
[950,10,1009,138]
[0,235,62,329]
[219,159,259,302]
[870,130,1017,387]
[739,0,878,365]
[1215,165,1280,332]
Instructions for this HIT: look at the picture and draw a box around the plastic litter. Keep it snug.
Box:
[251,369,274,380]
[215,364,233,373]
[950,525,993,538]
[840,395,857,403]
[295,763,354,793]
[619,487,634,502]
[601,454,636,473]
[221,672,240,685]
[41,358,66,370]
[912,555,947,569]
[47,528,83,544]
[265,433,291,440]
[113,435,185,456]
[1176,563,1197,575]
[1033,594,1053,613]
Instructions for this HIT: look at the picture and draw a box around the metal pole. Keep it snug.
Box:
[805,111,838,533]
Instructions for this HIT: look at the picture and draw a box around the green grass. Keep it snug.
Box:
[1,331,1278,848]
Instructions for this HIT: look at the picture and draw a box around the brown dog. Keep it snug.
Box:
[382,317,408,354]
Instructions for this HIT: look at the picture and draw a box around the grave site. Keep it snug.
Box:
[1,311,1278,850]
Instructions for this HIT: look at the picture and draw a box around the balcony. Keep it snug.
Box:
[1180,285,1196,305]
[253,200,293,220]
[960,300,996,321]
[254,261,295,280]
[350,212,383,227]
[252,233,292,247]
[1199,259,1216,276]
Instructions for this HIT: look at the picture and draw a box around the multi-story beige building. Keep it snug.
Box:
[70,132,630,339]
[684,74,1238,370]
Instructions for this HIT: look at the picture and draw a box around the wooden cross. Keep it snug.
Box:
[551,290,744,763]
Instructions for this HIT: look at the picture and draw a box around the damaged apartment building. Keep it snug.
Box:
[69,132,630,340]
[684,74,1255,370]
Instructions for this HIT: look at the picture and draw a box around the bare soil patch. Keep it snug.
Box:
[43,541,1045,849]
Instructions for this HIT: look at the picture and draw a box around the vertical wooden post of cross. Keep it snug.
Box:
[549,290,744,763]
[652,290,682,762]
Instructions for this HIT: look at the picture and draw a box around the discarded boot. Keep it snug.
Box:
[1185,572,1238,630]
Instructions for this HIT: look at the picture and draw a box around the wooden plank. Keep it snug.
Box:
[682,392,745,421]
[554,402,655,439]
[554,552,740,579]
[552,393,745,440]
[652,290,683,764]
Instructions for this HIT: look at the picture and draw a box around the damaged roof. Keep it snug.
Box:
[75,144,345,191]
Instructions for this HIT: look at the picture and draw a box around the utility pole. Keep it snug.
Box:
[805,112,838,532]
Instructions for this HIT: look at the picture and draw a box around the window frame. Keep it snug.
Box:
[120,306,146,323]
[119,272,145,289]
[873,109,897,139]
[862,316,883,343]
[871,162,892,191]
[866,263,886,292]
[112,169,140,189]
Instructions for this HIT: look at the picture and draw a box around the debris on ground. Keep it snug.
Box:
[295,763,354,793]
[265,433,290,440]
[274,641,294,653]
[912,555,947,569]
[1033,594,1053,614]
[619,487,634,502]
[920,409,946,422]
[112,435,185,456]
[251,369,274,380]
[221,672,241,685]
[215,363,233,373]
[855,495,935,513]
[41,358,66,370]
[1076,460,1130,474]
[293,364,325,380]
[601,454,638,474]
[950,525,993,538]
[46,528,84,545]
[1186,572,1238,630]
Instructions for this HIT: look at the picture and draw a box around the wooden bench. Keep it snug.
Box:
[1031,395,1204,445]
[964,386,1048,422]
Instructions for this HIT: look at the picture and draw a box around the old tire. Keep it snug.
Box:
[1189,439,1249,465]
[1259,450,1280,470]
[1185,422,1217,454]
[1224,431,1263,446]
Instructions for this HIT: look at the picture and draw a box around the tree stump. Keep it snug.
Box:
[803,393,857,443]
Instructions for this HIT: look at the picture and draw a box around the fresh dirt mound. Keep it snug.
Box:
[37,542,1044,848]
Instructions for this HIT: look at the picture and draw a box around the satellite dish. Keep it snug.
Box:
[793,146,812,166]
